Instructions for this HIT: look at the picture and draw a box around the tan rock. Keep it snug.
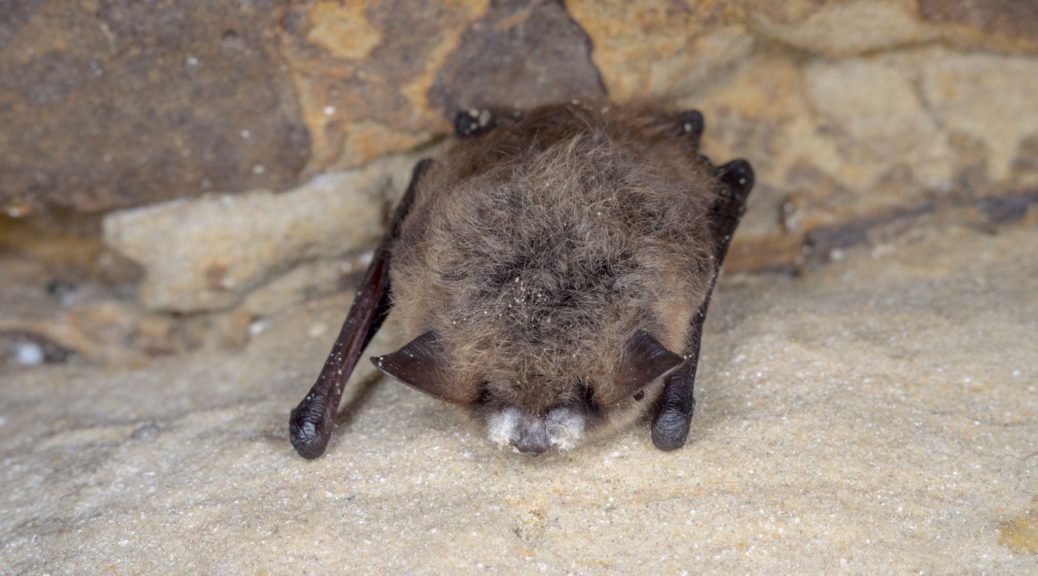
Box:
[566,0,750,101]
[805,57,950,191]
[306,2,383,60]
[678,43,1038,272]
[3,225,1037,573]
[280,1,489,171]
[338,122,433,169]
[280,2,481,171]
[679,52,814,246]
[920,53,1038,182]
[749,0,939,58]
[746,0,1038,55]
[920,0,1038,53]
[103,154,421,312]
[1012,135,1038,187]
[0,300,188,367]
[282,0,605,172]
[239,257,354,319]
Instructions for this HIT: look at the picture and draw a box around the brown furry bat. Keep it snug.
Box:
[290,102,754,457]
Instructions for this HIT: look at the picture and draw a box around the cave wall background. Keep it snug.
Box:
[2,0,1037,363]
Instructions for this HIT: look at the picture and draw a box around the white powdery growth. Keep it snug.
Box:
[486,407,521,447]
[13,341,44,366]
[546,408,586,451]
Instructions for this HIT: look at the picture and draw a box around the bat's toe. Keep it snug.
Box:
[718,159,755,198]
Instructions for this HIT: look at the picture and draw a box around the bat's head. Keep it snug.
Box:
[372,329,684,454]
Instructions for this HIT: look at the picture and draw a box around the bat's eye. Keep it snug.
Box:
[475,382,493,405]
[579,382,601,415]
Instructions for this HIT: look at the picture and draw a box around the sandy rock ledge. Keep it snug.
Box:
[2,223,1036,574]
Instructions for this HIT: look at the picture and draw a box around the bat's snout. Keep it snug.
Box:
[486,406,586,454]
[512,428,550,455]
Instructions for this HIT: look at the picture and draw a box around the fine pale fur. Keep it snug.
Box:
[388,103,723,441]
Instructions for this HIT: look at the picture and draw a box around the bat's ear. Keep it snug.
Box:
[371,331,478,404]
[598,330,684,406]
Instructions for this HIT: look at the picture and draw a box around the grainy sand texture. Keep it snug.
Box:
[2,224,1036,574]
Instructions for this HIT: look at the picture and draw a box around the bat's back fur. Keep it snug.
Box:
[389,103,723,443]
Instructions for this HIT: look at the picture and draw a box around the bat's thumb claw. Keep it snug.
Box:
[718,159,754,198]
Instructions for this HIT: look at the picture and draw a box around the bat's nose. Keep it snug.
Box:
[512,425,550,455]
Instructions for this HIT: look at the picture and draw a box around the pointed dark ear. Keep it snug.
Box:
[599,330,684,406]
[371,331,478,404]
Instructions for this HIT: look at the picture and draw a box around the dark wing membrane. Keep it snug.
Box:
[371,330,480,404]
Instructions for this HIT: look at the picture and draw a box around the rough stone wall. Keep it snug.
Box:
[0,0,607,213]
[0,1,310,213]
[2,1,1038,250]
[5,1,1036,207]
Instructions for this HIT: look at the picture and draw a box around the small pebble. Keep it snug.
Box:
[13,341,44,366]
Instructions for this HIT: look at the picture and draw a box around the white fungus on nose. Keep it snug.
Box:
[486,407,521,447]
[485,406,587,452]
[546,407,586,451]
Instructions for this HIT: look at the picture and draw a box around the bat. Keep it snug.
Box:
[290,102,753,458]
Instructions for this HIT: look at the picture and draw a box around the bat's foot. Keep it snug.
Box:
[711,159,754,234]
[453,108,495,138]
[652,407,692,451]
[673,109,705,150]
[718,159,754,201]
[290,392,334,459]
[651,362,696,451]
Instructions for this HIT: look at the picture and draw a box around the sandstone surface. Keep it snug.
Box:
[2,224,1036,573]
